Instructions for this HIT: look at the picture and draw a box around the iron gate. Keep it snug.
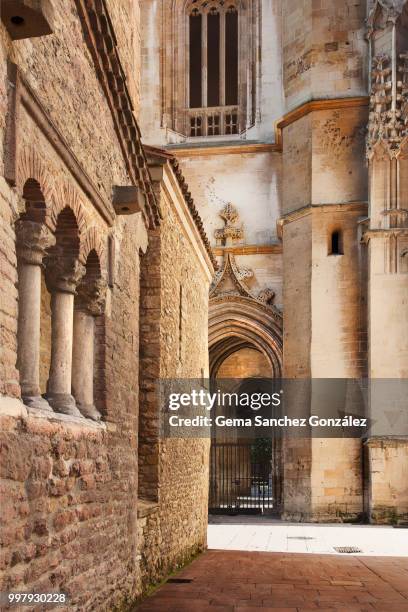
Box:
[209,441,280,514]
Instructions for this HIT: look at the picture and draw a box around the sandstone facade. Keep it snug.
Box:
[139,0,408,524]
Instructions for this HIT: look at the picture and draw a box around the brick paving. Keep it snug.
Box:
[136,550,408,611]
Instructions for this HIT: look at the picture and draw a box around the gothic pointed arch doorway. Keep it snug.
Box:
[208,295,283,515]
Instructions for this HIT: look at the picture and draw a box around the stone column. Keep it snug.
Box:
[72,278,107,421]
[15,220,55,410]
[45,256,85,416]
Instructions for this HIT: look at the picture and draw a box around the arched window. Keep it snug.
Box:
[188,1,239,137]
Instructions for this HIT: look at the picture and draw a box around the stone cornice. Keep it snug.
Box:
[362,227,408,244]
[274,97,369,147]
[213,244,282,256]
[164,98,369,157]
[277,202,368,238]
[167,142,280,157]
[144,145,217,272]
[74,0,161,228]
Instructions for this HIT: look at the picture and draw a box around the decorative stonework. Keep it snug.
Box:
[15,220,55,265]
[76,277,108,316]
[257,288,275,305]
[210,253,253,299]
[45,255,86,294]
[367,1,407,37]
[214,203,244,246]
[367,54,408,155]
[212,203,279,308]
[366,0,408,157]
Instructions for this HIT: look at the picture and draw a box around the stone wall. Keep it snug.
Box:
[282,0,367,111]
[0,1,205,608]
[365,439,408,524]
[137,159,212,592]
[0,205,146,611]
[280,99,368,521]
[216,347,272,379]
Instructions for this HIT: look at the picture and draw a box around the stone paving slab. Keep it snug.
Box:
[207,517,408,556]
[136,550,408,611]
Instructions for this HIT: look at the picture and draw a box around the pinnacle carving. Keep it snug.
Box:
[214,203,244,245]
[15,220,56,265]
[367,53,408,155]
[45,253,86,294]
[210,253,253,299]
[76,277,108,316]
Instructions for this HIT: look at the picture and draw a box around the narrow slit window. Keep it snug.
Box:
[207,8,220,107]
[225,7,238,105]
[189,12,202,108]
[330,231,343,255]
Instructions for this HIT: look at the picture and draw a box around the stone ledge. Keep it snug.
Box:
[0,396,28,418]
[0,395,106,431]
[137,499,159,519]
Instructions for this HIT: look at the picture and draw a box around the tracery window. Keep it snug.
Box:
[188,0,239,137]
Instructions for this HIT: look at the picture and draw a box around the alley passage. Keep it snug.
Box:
[136,550,408,611]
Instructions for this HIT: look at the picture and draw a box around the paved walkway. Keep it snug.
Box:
[208,516,408,556]
[137,550,408,611]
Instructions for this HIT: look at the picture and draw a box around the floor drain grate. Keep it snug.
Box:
[333,546,362,554]
[167,578,193,584]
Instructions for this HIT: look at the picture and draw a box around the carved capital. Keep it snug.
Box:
[76,277,108,316]
[15,220,55,265]
[45,254,85,294]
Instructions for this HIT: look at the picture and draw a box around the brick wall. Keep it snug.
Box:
[0,212,146,609]
[137,166,211,593]
[0,2,147,607]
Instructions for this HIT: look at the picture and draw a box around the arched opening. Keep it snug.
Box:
[21,178,47,223]
[73,249,105,421]
[54,207,80,260]
[187,0,240,136]
[189,9,202,108]
[15,179,53,410]
[208,297,283,516]
[44,207,83,416]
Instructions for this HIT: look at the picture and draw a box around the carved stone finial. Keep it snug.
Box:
[76,277,108,316]
[15,220,55,265]
[45,253,86,294]
[214,203,244,246]
[257,288,275,305]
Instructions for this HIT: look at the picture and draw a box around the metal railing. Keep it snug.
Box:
[209,442,278,514]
